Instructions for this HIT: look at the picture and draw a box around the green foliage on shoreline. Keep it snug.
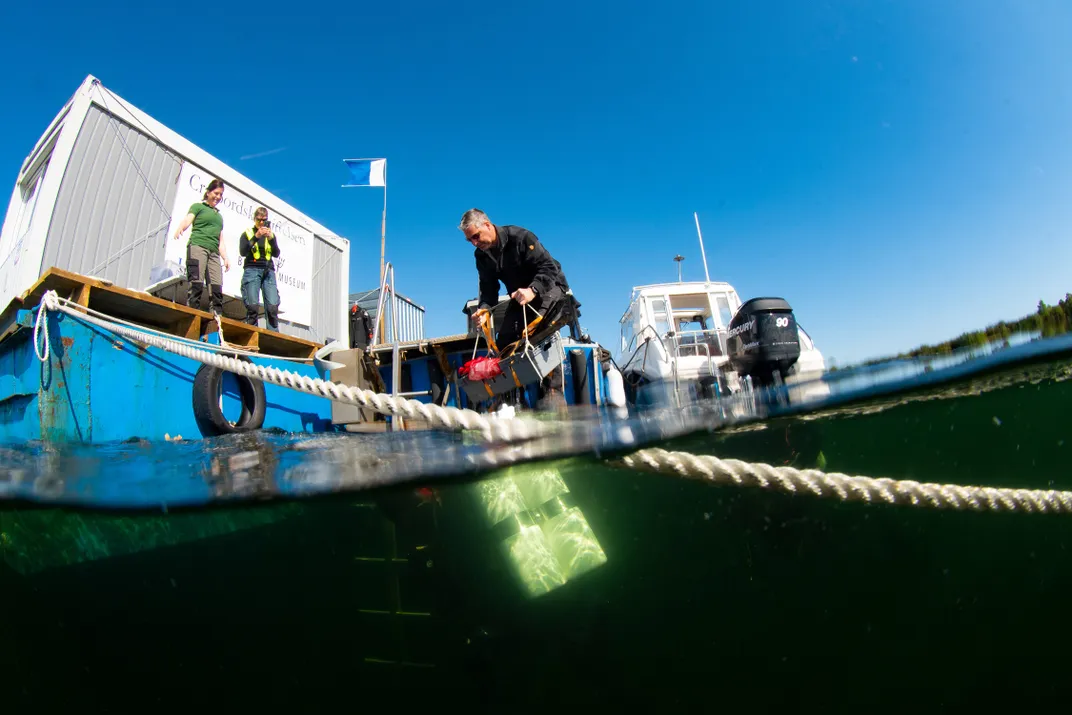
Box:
[831,293,1072,371]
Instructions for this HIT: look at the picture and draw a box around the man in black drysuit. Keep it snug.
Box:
[459,208,576,406]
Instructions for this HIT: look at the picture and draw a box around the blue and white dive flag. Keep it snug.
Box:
[343,158,387,187]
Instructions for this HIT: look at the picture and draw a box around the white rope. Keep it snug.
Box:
[212,311,231,349]
[45,292,313,363]
[616,447,1072,514]
[33,298,50,363]
[37,290,551,444]
[35,288,1072,515]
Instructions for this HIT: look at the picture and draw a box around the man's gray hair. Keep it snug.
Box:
[458,208,490,231]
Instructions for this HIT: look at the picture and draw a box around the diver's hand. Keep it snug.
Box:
[511,287,536,306]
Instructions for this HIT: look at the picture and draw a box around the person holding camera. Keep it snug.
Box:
[238,206,282,330]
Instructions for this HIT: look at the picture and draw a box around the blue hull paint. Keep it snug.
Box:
[0,308,335,444]
[1,302,613,443]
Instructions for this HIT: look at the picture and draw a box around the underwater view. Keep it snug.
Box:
[5,2,1072,712]
[4,331,1072,711]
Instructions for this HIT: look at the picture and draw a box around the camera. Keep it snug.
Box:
[263,219,272,229]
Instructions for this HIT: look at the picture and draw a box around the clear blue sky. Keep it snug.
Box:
[2,0,1071,365]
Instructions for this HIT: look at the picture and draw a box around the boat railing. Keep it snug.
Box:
[664,332,733,407]
[622,323,662,359]
[671,328,727,360]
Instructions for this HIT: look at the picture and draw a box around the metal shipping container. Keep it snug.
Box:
[0,75,351,345]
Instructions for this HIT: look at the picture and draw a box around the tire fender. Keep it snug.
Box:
[191,357,267,437]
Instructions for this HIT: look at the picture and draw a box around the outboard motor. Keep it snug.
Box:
[725,297,801,387]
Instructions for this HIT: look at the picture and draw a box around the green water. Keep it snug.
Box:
[3,359,1072,711]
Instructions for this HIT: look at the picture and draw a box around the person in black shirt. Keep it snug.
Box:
[460,208,573,348]
[239,206,282,330]
[460,208,575,409]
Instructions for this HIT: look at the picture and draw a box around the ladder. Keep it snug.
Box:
[352,499,439,679]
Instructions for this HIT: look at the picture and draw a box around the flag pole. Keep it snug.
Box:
[341,157,389,341]
[380,171,387,285]
[379,177,387,342]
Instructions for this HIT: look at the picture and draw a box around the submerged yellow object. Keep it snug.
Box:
[471,461,608,597]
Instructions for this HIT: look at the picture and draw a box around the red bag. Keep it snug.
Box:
[459,355,502,381]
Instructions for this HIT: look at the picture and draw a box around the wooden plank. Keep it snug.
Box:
[259,329,317,360]
[0,296,25,345]
[345,422,390,433]
[73,283,92,308]
[395,418,434,432]
[174,315,201,341]
[431,344,458,407]
[365,354,388,394]
[0,290,25,319]
[431,344,453,377]
[201,317,270,353]
[91,287,201,331]
[23,268,204,328]
[19,267,324,359]
[20,268,96,306]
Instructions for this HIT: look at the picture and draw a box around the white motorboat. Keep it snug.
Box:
[615,215,829,408]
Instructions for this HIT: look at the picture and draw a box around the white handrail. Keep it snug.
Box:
[370,262,392,347]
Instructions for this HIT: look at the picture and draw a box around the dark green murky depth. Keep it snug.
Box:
[3,360,1072,712]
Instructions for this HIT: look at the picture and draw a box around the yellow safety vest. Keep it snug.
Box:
[244,228,273,262]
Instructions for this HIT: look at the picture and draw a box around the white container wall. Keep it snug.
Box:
[0,75,350,344]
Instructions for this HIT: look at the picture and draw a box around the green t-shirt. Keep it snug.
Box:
[187,202,223,252]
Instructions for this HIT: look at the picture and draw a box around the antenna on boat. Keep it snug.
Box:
[673,254,685,282]
[693,212,711,283]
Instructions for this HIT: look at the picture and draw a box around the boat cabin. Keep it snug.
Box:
[619,281,743,367]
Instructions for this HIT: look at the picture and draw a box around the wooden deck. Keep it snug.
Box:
[0,293,24,346]
[5,267,321,360]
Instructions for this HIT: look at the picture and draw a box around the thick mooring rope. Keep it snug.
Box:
[31,290,1072,514]
[616,447,1072,513]
[36,290,550,444]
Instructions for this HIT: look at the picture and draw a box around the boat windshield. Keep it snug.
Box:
[666,292,727,357]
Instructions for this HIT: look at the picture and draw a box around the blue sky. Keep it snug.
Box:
[2,0,1072,365]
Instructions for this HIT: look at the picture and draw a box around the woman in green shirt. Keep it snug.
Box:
[172,178,232,313]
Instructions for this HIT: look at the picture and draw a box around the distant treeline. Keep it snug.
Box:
[832,293,1072,371]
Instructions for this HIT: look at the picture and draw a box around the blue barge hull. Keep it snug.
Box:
[1,269,623,444]
[0,268,337,444]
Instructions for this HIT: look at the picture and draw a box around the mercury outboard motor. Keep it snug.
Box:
[725,297,801,387]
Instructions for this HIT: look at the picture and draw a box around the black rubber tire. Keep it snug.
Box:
[191,359,267,437]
